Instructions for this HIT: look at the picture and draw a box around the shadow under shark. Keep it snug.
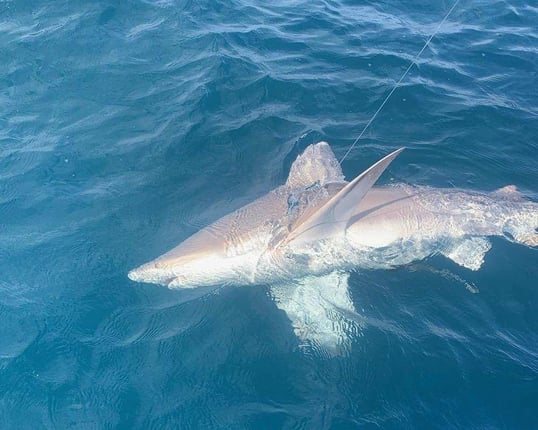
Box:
[129,143,537,350]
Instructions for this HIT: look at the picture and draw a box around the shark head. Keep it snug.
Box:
[128,226,239,288]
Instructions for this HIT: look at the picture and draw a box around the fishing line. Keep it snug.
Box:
[339,0,461,164]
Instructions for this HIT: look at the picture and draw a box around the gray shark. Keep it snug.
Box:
[129,142,537,349]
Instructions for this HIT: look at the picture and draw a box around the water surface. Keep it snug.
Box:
[1,0,537,428]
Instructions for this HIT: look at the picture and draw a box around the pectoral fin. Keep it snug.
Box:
[442,237,492,270]
[284,148,404,246]
[269,272,361,352]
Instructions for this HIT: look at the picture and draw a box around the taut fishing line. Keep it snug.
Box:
[339,0,461,164]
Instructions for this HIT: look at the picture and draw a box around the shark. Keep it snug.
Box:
[129,142,538,350]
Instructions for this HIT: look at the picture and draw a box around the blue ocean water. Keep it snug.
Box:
[1,0,537,428]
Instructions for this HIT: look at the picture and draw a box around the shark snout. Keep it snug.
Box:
[127,266,145,282]
[128,262,176,286]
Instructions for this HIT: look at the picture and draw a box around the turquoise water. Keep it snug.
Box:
[1,0,538,428]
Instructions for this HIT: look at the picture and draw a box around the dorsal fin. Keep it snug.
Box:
[284,147,404,246]
[286,142,345,188]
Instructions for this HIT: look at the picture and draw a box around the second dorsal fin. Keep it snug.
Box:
[284,147,404,246]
